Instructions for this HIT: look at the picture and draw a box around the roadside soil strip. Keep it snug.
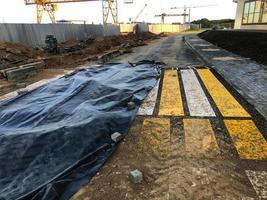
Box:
[137,80,160,115]
[159,70,184,116]
[197,69,250,117]
[181,69,215,117]
[224,120,267,160]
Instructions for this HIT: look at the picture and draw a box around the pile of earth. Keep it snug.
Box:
[45,32,158,68]
[0,42,44,70]
[0,32,158,70]
[59,32,158,53]
[198,30,267,66]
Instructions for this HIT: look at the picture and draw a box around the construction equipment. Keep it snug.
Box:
[155,13,188,24]
[131,4,147,23]
[171,5,217,24]
[44,35,58,53]
[24,0,118,24]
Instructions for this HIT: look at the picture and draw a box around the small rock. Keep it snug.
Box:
[111,132,124,143]
[129,169,143,184]
[127,102,136,110]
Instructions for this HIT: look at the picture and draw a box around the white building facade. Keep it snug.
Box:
[234,0,267,29]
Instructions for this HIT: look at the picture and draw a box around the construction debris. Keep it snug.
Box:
[15,83,27,89]
[111,132,124,143]
[1,61,44,81]
[44,35,59,54]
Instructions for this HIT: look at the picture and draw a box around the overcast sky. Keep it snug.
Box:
[0,0,237,24]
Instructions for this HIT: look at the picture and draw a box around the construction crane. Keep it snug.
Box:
[171,5,217,24]
[155,13,188,24]
[24,0,118,24]
[131,4,147,23]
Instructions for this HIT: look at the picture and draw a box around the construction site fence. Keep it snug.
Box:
[119,23,149,33]
[149,24,189,34]
[0,23,120,47]
[119,23,189,34]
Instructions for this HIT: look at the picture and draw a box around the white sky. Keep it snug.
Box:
[0,0,237,24]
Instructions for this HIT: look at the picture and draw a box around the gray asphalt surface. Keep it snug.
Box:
[112,34,202,67]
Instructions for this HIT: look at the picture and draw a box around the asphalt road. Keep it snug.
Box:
[113,34,202,67]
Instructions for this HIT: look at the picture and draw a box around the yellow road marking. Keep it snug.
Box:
[159,70,184,116]
[224,120,267,160]
[183,119,219,157]
[141,118,170,156]
[197,69,250,117]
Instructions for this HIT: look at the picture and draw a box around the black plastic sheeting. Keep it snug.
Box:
[0,61,161,200]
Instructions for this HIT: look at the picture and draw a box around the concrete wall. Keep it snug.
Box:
[149,24,184,34]
[234,0,267,30]
[0,23,120,47]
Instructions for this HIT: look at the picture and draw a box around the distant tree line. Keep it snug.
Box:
[191,18,235,29]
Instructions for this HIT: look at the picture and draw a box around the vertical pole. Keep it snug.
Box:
[47,4,56,23]
[183,7,186,24]
[36,4,44,24]
[189,8,191,24]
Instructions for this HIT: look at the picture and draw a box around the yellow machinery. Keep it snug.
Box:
[24,0,118,24]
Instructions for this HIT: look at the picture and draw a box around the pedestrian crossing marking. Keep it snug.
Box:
[181,69,215,117]
[224,120,267,160]
[197,69,250,117]
[159,70,184,116]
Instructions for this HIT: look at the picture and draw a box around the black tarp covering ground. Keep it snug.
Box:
[0,61,161,200]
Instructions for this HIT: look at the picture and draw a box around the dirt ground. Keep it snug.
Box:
[198,30,267,66]
[71,116,257,200]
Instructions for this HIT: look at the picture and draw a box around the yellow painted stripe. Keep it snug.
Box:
[224,120,267,160]
[197,69,250,117]
[141,118,170,156]
[183,119,219,157]
[159,70,184,116]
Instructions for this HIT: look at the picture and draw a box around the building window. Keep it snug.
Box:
[242,0,267,24]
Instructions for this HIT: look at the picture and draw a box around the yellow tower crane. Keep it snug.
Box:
[24,0,118,24]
